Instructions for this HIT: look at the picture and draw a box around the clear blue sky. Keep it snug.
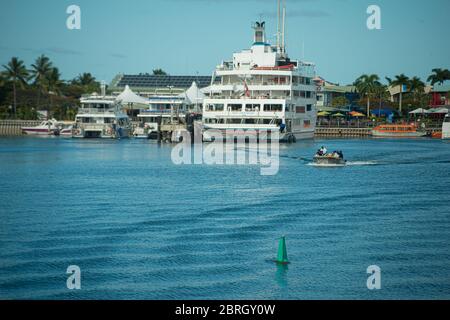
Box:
[0,0,449,85]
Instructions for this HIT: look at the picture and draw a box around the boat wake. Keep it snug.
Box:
[345,161,378,166]
[307,160,378,167]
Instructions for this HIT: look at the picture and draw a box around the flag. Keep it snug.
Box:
[244,81,250,97]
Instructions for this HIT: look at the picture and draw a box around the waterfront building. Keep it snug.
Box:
[314,77,357,111]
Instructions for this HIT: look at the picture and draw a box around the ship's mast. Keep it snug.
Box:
[282,1,286,55]
[277,0,287,56]
[276,0,281,50]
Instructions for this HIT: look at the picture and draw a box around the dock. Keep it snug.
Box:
[0,120,41,136]
[315,127,372,137]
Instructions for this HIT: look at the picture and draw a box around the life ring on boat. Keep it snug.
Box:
[74,129,81,136]
[107,128,113,135]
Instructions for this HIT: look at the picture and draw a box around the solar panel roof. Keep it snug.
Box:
[116,75,213,89]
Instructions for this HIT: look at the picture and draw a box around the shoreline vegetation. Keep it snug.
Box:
[0,55,449,122]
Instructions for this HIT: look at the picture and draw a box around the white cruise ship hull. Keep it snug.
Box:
[202,125,314,142]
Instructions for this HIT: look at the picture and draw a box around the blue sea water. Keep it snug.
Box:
[0,137,449,300]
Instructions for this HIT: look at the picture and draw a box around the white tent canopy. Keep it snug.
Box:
[428,107,449,114]
[116,85,148,105]
[409,108,430,114]
[179,81,205,105]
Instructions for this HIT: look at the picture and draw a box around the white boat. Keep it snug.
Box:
[58,125,73,137]
[202,1,317,142]
[136,96,186,140]
[22,119,59,136]
[73,93,131,139]
[443,115,450,139]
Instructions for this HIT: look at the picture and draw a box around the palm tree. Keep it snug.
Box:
[46,68,63,117]
[408,77,425,104]
[73,72,96,86]
[30,55,53,108]
[373,82,389,116]
[0,72,5,87]
[153,69,167,76]
[427,68,450,86]
[390,74,409,113]
[2,57,29,118]
[354,74,380,117]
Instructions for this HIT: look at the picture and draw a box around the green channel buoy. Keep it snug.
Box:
[276,236,290,265]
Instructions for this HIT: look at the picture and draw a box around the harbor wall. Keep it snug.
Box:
[0,120,41,136]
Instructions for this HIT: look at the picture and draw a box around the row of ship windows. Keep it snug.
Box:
[204,118,282,125]
[219,76,313,85]
[205,104,313,113]
[204,118,312,127]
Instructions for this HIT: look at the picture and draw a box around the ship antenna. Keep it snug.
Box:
[276,0,281,52]
[282,0,286,55]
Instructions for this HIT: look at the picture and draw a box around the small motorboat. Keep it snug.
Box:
[22,119,60,136]
[313,154,346,166]
[313,147,346,166]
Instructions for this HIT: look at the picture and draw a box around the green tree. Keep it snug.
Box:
[153,69,167,75]
[408,76,425,104]
[390,74,410,114]
[373,82,389,114]
[46,68,63,116]
[2,57,29,118]
[30,54,53,109]
[72,72,100,93]
[354,74,380,116]
[331,95,349,108]
[427,68,450,86]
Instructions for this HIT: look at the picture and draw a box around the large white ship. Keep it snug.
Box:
[202,1,317,142]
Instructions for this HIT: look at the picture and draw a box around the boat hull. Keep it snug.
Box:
[372,131,427,138]
[22,128,56,136]
[202,127,314,143]
[313,156,346,166]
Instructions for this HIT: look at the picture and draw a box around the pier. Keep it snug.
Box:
[315,127,372,137]
[0,120,40,136]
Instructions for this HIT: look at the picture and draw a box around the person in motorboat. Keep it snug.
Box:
[316,146,327,156]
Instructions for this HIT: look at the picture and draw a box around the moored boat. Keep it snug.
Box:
[201,0,317,143]
[372,124,426,138]
[442,115,450,140]
[22,119,59,136]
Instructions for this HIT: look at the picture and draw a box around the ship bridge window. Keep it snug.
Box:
[262,119,274,124]
[244,119,256,124]
[205,104,224,111]
[228,104,243,111]
[245,104,260,111]
[307,105,312,112]
[264,104,283,112]
[228,119,243,124]
[445,117,450,123]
